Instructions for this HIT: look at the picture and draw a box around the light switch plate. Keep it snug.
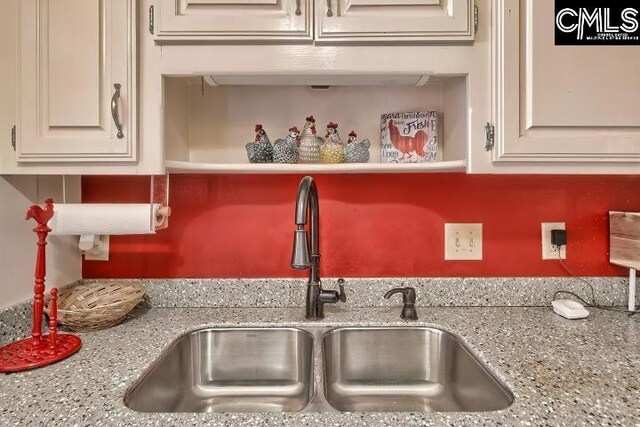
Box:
[445,223,483,260]
[541,222,566,260]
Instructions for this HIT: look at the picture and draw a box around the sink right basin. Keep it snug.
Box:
[322,327,514,412]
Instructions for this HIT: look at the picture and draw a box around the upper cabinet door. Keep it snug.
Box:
[315,0,474,42]
[155,0,312,42]
[18,0,136,162]
[493,0,640,162]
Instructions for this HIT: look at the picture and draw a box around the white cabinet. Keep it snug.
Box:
[491,0,640,164]
[0,0,18,174]
[153,0,474,43]
[316,0,474,42]
[154,0,312,41]
[17,0,136,162]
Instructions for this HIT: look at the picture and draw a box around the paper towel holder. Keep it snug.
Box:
[81,206,171,261]
[70,174,172,260]
[151,175,171,231]
[81,205,171,261]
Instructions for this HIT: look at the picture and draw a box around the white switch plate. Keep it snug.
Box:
[541,222,566,260]
[445,223,483,260]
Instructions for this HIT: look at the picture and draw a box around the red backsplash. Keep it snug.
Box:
[82,174,640,278]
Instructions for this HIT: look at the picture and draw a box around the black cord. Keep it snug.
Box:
[556,250,596,305]
[553,249,634,314]
[552,290,591,307]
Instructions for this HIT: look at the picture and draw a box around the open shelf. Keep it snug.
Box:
[166,160,467,174]
[164,75,468,174]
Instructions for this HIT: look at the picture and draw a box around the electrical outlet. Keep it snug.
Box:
[83,235,110,261]
[541,222,566,260]
[445,223,483,260]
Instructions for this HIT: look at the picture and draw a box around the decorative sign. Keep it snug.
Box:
[380,111,439,164]
[555,1,640,45]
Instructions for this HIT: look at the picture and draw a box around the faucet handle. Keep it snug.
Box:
[337,278,347,302]
[317,279,347,306]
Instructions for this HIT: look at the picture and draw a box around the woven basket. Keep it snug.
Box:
[47,283,145,332]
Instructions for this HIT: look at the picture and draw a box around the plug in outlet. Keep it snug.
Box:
[84,235,110,261]
[445,223,483,260]
[541,222,566,260]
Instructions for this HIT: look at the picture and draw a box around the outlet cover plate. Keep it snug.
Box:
[445,223,483,261]
[84,235,110,261]
[541,222,566,260]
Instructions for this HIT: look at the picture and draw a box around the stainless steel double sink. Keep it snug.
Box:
[124,327,513,413]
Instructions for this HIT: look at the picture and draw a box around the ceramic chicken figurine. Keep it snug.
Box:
[298,116,323,164]
[245,124,273,163]
[320,122,345,164]
[273,126,300,164]
[344,131,371,163]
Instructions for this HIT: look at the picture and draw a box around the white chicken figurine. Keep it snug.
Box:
[245,123,273,163]
[273,126,300,164]
[344,130,371,163]
[298,116,324,164]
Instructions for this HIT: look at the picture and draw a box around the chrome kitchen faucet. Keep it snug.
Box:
[291,176,346,319]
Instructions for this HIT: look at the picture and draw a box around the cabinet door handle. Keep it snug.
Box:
[111,83,124,139]
[295,0,301,15]
[326,0,333,17]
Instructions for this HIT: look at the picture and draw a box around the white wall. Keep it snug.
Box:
[0,176,81,309]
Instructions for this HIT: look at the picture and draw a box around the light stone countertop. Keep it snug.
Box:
[1,305,639,427]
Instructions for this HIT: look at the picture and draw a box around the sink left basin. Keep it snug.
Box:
[124,327,314,413]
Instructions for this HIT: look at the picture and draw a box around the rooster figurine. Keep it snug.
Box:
[298,116,323,164]
[245,124,273,163]
[388,119,428,162]
[273,126,300,164]
[25,198,55,228]
[320,122,345,164]
[344,131,371,163]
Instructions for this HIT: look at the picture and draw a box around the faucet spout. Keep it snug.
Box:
[291,176,320,284]
[291,176,345,319]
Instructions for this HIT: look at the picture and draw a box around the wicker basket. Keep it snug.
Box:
[47,283,145,332]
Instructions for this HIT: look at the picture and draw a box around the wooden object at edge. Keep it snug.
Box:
[609,211,640,270]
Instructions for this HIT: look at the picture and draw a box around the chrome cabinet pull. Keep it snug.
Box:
[326,0,333,17]
[111,83,124,139]
[295,0,301,15]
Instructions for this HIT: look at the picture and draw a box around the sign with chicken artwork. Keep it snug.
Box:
[380,111,439,163]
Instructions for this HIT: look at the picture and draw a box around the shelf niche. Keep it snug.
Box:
[164,75,468,174]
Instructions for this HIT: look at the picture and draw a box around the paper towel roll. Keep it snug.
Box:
[49,204,163,236]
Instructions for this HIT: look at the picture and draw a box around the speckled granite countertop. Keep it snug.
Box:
[1,305,639,426]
